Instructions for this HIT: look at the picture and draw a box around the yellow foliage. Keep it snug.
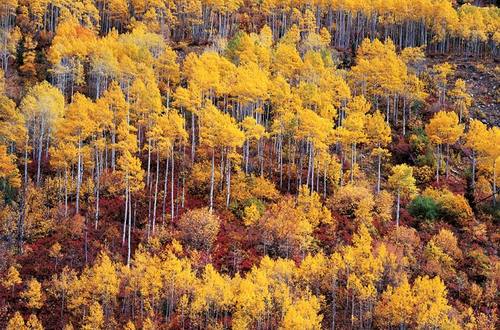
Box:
[6,312,26,330]
[422,187,473,225]
[258,197,315,256]
[2,265,22,290]
[412,276,453,329]
[375,275,414,328]
[88,252,120,307]
[280,293,323,330]
[199,104,245,150]
[329,183,373,216]
[388,164,417,197]
[26,314,44,330]
[297,185,333,226]
[343,224,383,309]
[425,111,464,146]
[243,203,261,226]
[82,302,104,330]
[21,278,44,309]
[431,228,462,260]
[374,191,394,223]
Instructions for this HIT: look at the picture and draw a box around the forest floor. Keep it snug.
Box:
[447,57,499,126]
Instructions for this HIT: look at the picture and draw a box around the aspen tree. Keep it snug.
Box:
[173,84,202,162]
[55,93,95,214]
[401,73,427,135]
[296,107,333,191]
[350,38,407,123]
[191,264,233,326]
[199,104,244,210]
[272,42,302,80]
[280,293,323,330]
[0,23,20,73]
[89,93,113,229]
[0,90,25,147]
[26,314,44,330]
[154,45,180,106]
[87,252,119,316]
[425,111,464,183]
[342,224,383,328]
[412,276,454,329]
[388,164,417,226]
[337,96,369,183]
[102,0,129,33]
[49,142,77,218]
[127,247,164,316]
[241,116,266,175]
[481,127,500,207]
[433,62,455,105]
[0,145,21,189]
[375,275,414,328]
[20,81,65,186]
[97,82,128,171]
[117,123,145,266]
[0,68,4,93]
[449,79,472,122]
[47,17,96,96]
[82,302,104,330]
[365,111,391,194]
[6,312,26,330]
[465,119,488,190]
[21,278,44,309]
[49,266,78,315]
[148,110,187,232]
[2,265,22,295]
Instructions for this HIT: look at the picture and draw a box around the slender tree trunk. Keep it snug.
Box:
[171,148,175,223]
[18,187,26,254]
[95,146,100,229]
[350,143,355,183]
[445,143,450,179]
[76,137,82,214]
[36,119,45,186]
[402,98,407,136]
[245,140,250,174]
[122,184,128,245]
[376,153,381,194]
[396,191,401,227]
[24,137,28,186]
[471,150,476,189]
[436,145,440,184]
[191,113,196,163]
[146,139,151,187]
[111,131,116,170]
[64,168,68,217]
[493,159,497,207]
[162,158,169,224]
[209,148,215,212]
[152,152,160,235]
[331,277,337,330]
[84,219,88,265]
[127,189,132,267]
[226,157,231,208]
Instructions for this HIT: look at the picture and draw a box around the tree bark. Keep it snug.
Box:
[396,191,401,227]
[209,148,215,212]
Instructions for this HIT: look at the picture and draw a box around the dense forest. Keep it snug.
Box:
[0,0,499,329]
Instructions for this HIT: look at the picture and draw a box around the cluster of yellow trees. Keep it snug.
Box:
[1,0,499,72]
[4,18,491,252]
[4,226,473,330]
[0,1,499,329]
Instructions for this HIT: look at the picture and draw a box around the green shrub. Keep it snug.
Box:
[423,188,474,227]
[408,196,439,221]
